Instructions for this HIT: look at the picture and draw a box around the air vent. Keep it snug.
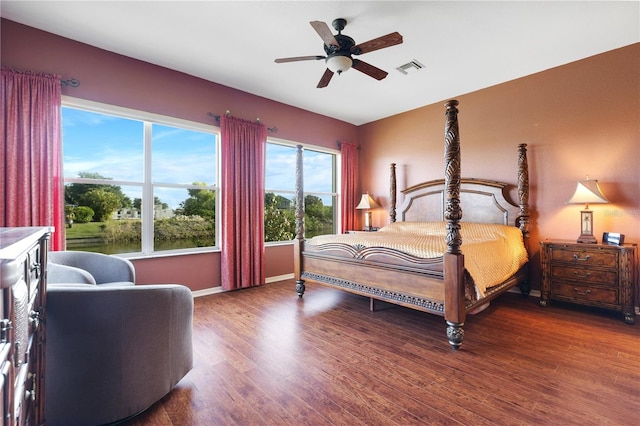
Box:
[396,59,425,75]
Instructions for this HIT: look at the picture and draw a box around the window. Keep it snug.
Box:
[264,141,338,242]
[62,99,218,255]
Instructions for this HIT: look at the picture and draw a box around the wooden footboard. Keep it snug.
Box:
[294,100,530,350]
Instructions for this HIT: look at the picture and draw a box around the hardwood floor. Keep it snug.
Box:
[123,280,640,425]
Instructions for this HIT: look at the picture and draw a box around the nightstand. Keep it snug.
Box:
[540,240,637,324]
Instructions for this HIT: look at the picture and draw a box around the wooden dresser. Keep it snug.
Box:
[540,240,637,324]
[0,227,52,425]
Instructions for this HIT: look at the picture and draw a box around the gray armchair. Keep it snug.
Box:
[48,250,136,285]
[45,251,193,426]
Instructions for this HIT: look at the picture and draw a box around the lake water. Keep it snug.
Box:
[66,238,212,254]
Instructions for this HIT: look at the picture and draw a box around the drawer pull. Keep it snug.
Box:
[574,288,591,296]
[573,254,590,262]
[0,319,11,343]
[572,271,591,280]
[29,310,40,331]
[31,262,41,278]
[25,373,37,402]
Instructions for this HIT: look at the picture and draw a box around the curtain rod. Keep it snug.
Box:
[207,111,278,133]
[61,78,80,87]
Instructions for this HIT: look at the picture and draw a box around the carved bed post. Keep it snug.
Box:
[390,163,397,223]
[517,144,530,241]
[517,143,531,296]
[294,144,306,297]
[442,100,465,350]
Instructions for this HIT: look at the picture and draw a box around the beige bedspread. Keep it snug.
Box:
[306,221,528,298]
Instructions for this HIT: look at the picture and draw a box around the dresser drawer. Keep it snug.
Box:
[550,281,618,305]
[551,248,617,268]
[551,265,617,286]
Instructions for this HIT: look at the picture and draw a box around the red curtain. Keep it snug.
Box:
[220,116,266,290]
[1,67,64,250]
[340,142,359,233]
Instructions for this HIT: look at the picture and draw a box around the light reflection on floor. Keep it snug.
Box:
[296,287,346,316]
[257,286,347,362]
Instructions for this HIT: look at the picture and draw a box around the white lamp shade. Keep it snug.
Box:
[356,193,379,210]
[326,55,352,74]
[567,179,608,206]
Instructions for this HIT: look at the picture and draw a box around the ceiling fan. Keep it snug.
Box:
[274,18,403,88]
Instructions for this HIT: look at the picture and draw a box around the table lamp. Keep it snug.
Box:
[567,178,608,244]
[356,193,379,231]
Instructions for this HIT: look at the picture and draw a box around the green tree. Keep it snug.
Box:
[154,197,169,210]
[264,193,294,242]
[65,172,130,205]
[132,197,167,211]
[179,182,215,219]
[303,195,332,237]
[304,195,325,219]
[73,206,95,223]
[82,188,121,221]
[65,172,131,221]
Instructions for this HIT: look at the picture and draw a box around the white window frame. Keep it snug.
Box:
[264,137,341,246]
[61,96,220,258]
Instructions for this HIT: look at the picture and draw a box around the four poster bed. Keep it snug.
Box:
[293,100,531,350]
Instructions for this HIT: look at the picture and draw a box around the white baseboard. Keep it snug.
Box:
[191,286,224,298]
[192,273,294,298]
[266,273,294,283]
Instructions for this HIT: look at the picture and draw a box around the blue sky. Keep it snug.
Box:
[62,107,335,209]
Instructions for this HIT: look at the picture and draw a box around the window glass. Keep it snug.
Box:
[64,183,142,254]
[152,124,217,185]
[264,142,338,241]
[304,149,334,194]
[62,108,143,181]
[265,143,296,191]
[62,104,218,255]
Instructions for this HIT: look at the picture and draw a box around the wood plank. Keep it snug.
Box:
[123,280,640,425]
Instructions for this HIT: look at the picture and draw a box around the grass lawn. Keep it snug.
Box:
[65,222,104,239]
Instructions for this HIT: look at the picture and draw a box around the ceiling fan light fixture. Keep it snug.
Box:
[326,55,352,74]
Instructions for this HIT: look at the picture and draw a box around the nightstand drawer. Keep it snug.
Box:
[551,265,617,286]
[551,249,616,268]
[551,282,618,305]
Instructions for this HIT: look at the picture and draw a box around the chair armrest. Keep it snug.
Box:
[47,263,97,285]
[45,284,193,425]
[48,251,135,284]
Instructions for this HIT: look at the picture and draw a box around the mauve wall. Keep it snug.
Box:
[1,19,358,291]
[358,43,640,298]
[3,18,638,300]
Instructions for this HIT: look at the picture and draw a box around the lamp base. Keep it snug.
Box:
[577,210,597,244]
[577,234,597,244]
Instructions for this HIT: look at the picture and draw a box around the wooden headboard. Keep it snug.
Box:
[398,178,521,227]
[388,143,530,238]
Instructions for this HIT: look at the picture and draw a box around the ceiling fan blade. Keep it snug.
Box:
[275,55,325,63]
[317,68,334,88]
[310,21,339,48]
[352,59,388,81]
[352,32,403,55]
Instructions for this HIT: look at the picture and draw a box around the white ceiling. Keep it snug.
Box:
[2,1,638,125]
